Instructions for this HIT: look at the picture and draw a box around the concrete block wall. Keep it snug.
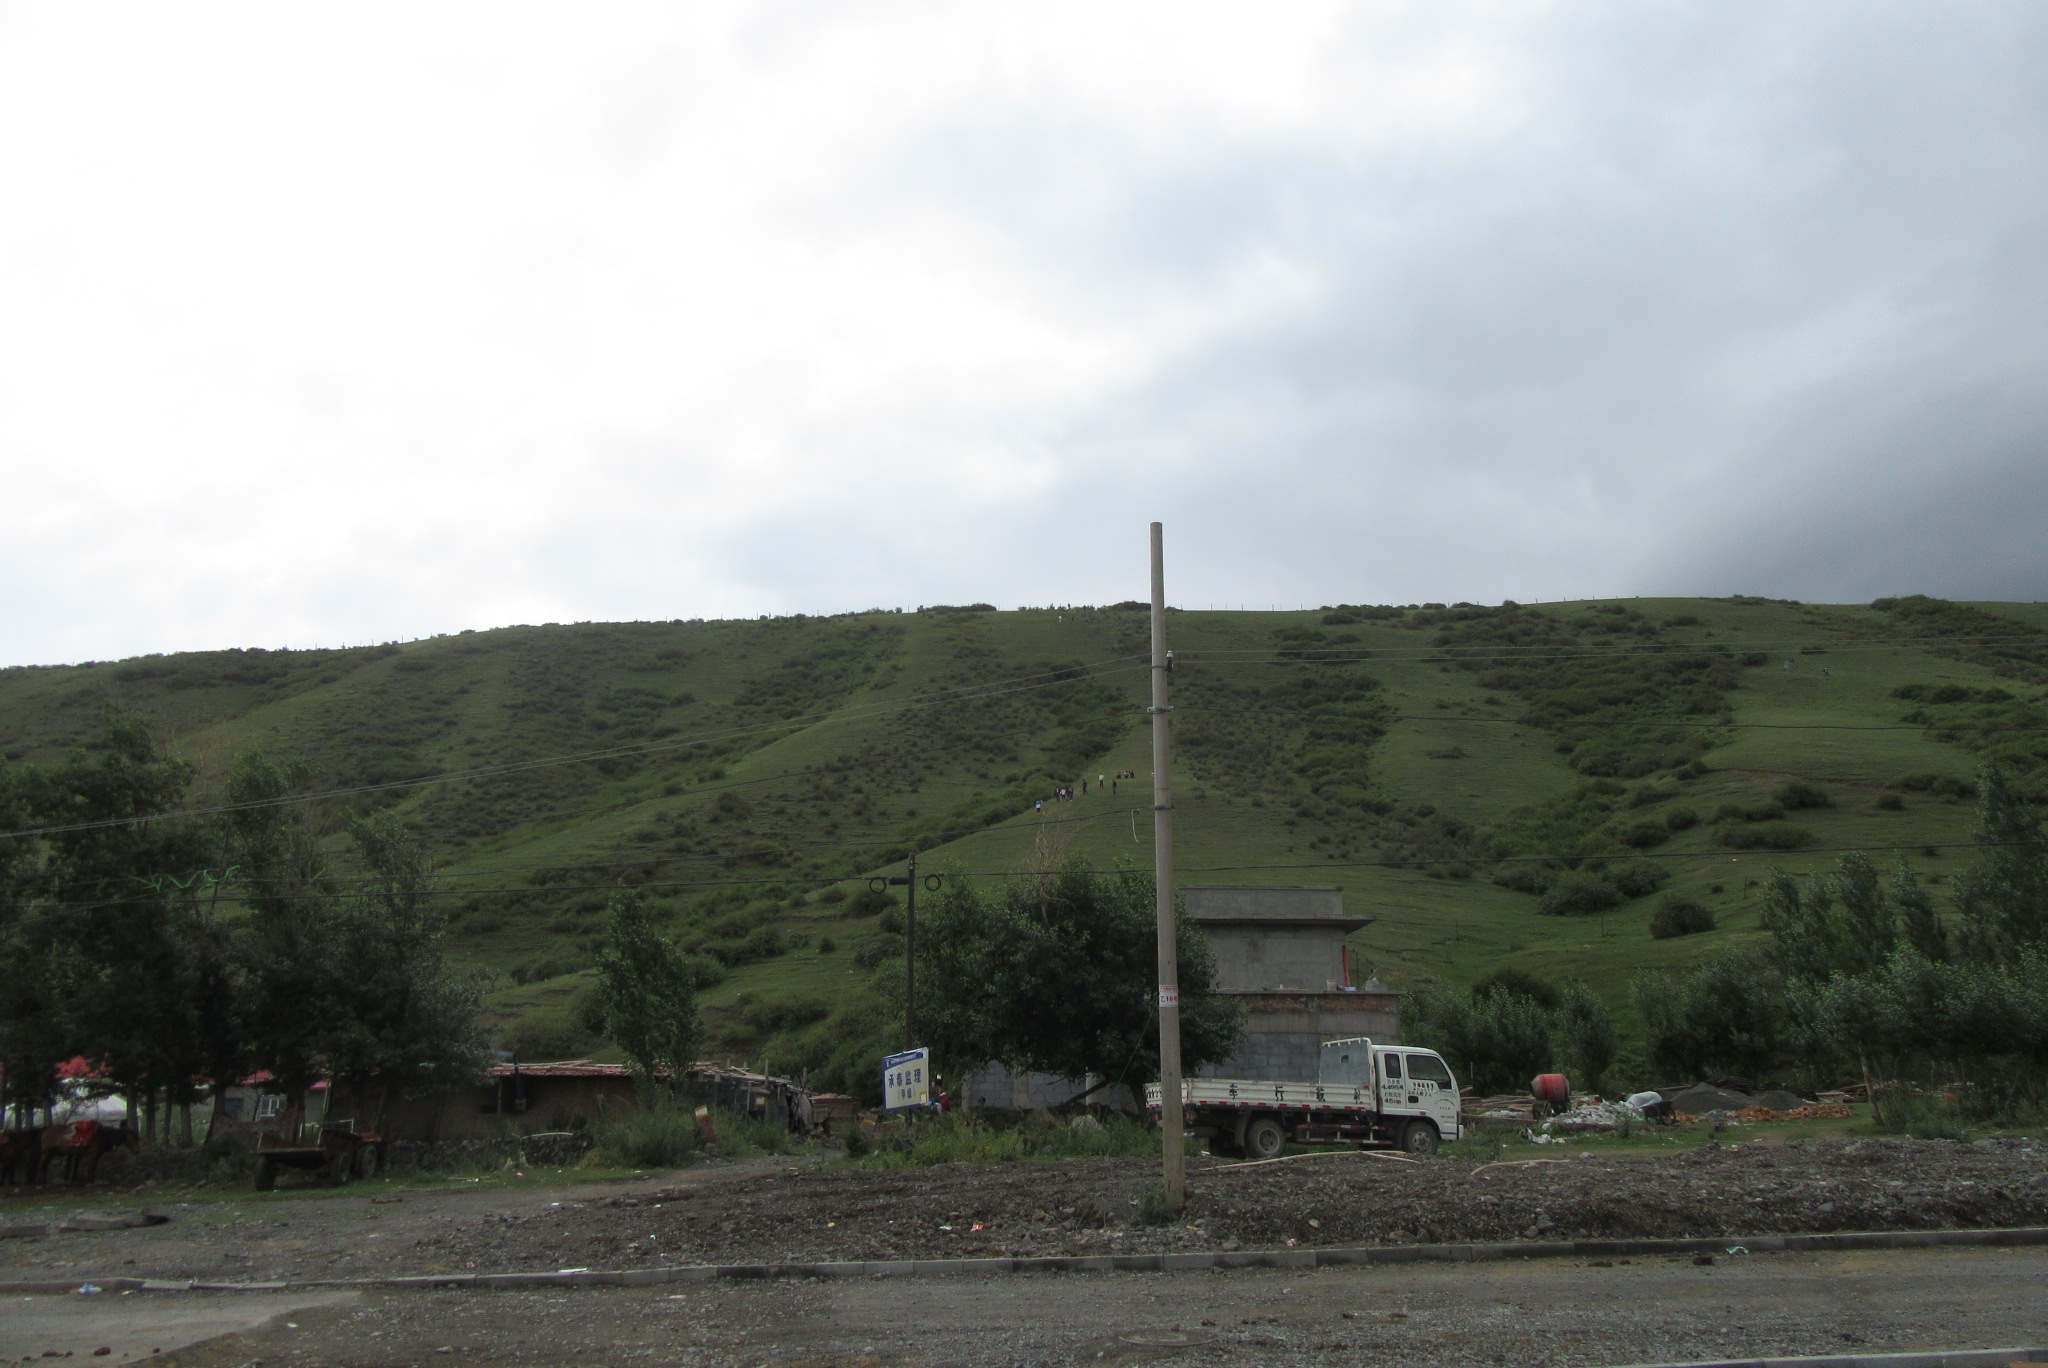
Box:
[963,1060,1139,1113]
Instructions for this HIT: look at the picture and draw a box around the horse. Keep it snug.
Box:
[0,1128,42,1186]
[37,1119,140,1183]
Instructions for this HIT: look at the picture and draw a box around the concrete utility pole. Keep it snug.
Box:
[1149,521,1186,1212]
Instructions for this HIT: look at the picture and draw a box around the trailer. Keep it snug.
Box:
[1147,1037,1464,1160]
[252,1123,387,1190]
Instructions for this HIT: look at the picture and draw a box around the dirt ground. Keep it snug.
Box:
[0,1138,2031,1302]
[1,1136,2045,1287]
[8,1246,2048,1368]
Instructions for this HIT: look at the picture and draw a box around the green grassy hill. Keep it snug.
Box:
[5,594,2044,1093]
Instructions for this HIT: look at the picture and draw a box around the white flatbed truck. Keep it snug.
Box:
[1146,1037,1464,1159]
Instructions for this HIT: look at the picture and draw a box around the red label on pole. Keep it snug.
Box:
[1158,985,1179,1008]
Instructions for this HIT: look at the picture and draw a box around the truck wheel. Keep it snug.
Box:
[326,1152,353,1186]
[254,1157,277,1192]
[1243,1117,1287,1161]
[355,1145,381,1180]
[1400,1120,1439,1157]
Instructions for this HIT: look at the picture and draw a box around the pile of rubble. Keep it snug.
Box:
[1465,1082,1864,1132]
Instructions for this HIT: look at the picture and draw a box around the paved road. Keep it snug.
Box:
[8,1245,2045,1367]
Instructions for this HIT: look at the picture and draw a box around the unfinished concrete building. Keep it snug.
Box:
[1185,885,1401,1081]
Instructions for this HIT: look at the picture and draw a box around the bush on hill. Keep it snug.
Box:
[1716,821,1814,851]
[1649,896,1714,940]
[1538,873,1623,917]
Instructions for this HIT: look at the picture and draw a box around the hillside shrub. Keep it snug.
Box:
[852,931,906,969]
[1716,799,1784,823]
[1627,782,1677,808]
[500,1006,597,1061]
[1776,781,1834,810]
[1650,896,1715,939]
[1612,860,1672,898]
[1893,772,1975,798]
[1716,821,1814,851]
[1876,794,1905,811]
[1613,819,1670,850]
[678,953,727,989]
[843,887,897,919]
[1492,863,1556,895]
[1538,874,1623,917]
[1665,806,1700,831]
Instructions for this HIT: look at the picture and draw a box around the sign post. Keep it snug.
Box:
[882,1047,931,1112]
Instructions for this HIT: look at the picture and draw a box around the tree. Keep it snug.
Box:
[1954,764,2048,963]
[315,813,486,1122]
[916,860,1244,1090]
[1407,986,1554,1095]
[10,713,221,1139]
[230,751,357,1104]
[1892,856,1950,962]
[1552,980,1618,1095]
[595,890,700,1089]
[1632,948,1787,1083]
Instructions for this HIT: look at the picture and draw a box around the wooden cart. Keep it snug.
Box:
[253,1124,387,1190]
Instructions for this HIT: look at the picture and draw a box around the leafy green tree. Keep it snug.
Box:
[916,860,1244,1090]
[1954,764,2048,963]
[1632,948,1787,1082]
[595,890,700,1089]
[1892,856,1950,962]
[1552,980,1618,1095]
[316,813,486,1122]
[8,713,223,1138]
[1408,986,1555,1095]
[1830,851,1896,974]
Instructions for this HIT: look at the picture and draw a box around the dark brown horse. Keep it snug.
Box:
[0,1128,42,1186]
[37,1119,139,1183]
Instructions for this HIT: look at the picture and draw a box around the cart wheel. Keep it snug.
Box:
[326,1152,353,1186]
[355,1145,381,1180]
[254,1157,277,1192]
[1243,1116,1287,1161]
[1400,1120,1440,1157]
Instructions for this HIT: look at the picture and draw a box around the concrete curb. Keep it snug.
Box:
[9,1225,2048,1295]
[1609,1352,2045,1368]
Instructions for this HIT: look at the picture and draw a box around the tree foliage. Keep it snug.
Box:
[1636,765,2048,1113]
[916,860,1244,1089]
[595,890,700,1088]
[0,717,485,1131]
[1408,972,1618,1095]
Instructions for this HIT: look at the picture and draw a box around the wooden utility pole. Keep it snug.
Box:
[1149,521,1186,1211]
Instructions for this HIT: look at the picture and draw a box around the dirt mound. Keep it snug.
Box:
[1664,1083,1756,1114]
[406,1137,2048,1272]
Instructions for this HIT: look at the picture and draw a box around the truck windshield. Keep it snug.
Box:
[1408,1054,1453,1086]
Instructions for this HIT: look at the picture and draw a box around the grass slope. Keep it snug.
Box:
[4,594,2043,1089]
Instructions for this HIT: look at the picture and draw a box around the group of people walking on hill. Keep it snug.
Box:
[1034,771,1137,812]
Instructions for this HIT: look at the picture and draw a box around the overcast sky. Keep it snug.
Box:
[4,3,2045,667]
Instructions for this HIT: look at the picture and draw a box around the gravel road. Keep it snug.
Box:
[3,1137,2044,1285]
[13,1245,2048,1368]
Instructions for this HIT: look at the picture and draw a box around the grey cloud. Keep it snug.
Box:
[815,2,2048,606]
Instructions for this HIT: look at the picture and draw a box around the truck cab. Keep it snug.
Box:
[1320,1037,1463,1150]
